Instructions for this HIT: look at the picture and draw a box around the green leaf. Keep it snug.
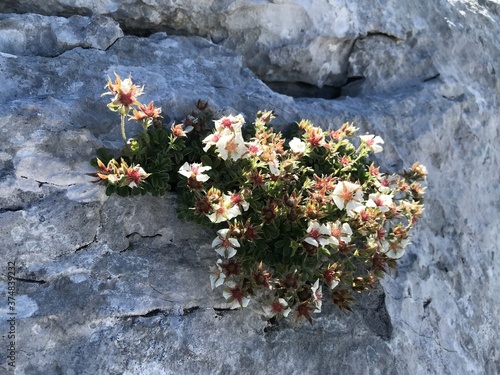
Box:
[117,186,130,197]
[95,147,115,164]
[105,185,116,196]
[200,154,213,167]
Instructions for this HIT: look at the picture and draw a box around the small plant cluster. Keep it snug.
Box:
[91,74,426,322]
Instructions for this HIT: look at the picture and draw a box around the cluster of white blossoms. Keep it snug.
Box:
[175,112,424,316]
[202,114,247,161]
[202,114,283,176]
[178,162,212,182]
[304,220,353,251]
[97,74,427,320]
[302,176,413,261]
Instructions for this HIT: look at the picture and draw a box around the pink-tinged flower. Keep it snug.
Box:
[289,137,307,153]
[216,133,247,161]
[369,163,380,176]
[305,126,326,148]
[119,159,151,188]
[103,72,144,114]
[366,193,394,212]
[332,181,364,215]
[311,279,323,313]
[339,156,351,167]
[304,221,331,248]
[222,283,250,309]
[381,238,410,259]
[327,220,352,246]
[360,134,384,154]
[178,162,211,182]
[130,101,162,121]
[209,260,226,289]
[214,114,245,133]
[229,192,249,212]
[207,195,241,223]
[95,158,121,182]
[245,140,263,157]
[376,175,399,193]
[263,298,292,318]
[171,123,193,137]
[211,228,240,258]
[322,264,341,290]
[202,131,223,151]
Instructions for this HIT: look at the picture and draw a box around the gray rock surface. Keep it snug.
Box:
[0,13,122,57]
[0,1,499,375]
[3,0,497,89]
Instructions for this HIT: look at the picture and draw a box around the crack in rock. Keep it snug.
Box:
[14,277,47,284]
[0,205,25,214]
[74,233,98,253]
[119,306,200,319]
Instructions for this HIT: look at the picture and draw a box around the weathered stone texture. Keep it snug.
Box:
[0,1,499,374]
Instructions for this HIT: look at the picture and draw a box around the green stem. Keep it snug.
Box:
[120,114,127,144]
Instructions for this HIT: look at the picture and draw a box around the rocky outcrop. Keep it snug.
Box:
[0,13,122,57]
[4,0,497,91]
[0,1,499,374]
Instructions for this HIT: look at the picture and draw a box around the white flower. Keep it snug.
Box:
[381,238,410,259]
[212,228,240,258]
[332,181,364,216]
[216,133,247,161]
[119,160,151,188]
[245,140,263,157]
[323,265,340,290]
[376,174,399,193]
[178,162,212,182]
[360,134,384,153]
[268,159,281,176]
[209,260,226,289]
[311,279,323,313]
[229,193,249,212]
[327,221,352,246]
[222,282,250,309]
[304,221,331,248]
[214,114,245,134]
[263,298,292,318]
[366,193,394,212]
[207,194,242,223]
[202,131,222,152]
[289,137,307,153]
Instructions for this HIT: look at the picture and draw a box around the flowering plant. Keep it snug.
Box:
[91,74,426,322]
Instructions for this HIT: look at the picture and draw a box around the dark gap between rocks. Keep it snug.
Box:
[264,77,365,100]
[264,81,340,99]
[14,277,46,284]
[119,24,194,38]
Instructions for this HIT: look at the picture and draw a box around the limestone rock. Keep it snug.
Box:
[3,0,496,91]
[0,13,122,57]
[0,2,499,374]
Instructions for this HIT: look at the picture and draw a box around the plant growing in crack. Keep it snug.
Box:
[90,73,427,323]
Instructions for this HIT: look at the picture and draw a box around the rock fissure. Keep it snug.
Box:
[74,233,98,253]
[0,205,25,214]
[402,320,457,353]
[14,276,46,284]
[125,232,163,240]
[121,308,169,319]
[35,179,76,188]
